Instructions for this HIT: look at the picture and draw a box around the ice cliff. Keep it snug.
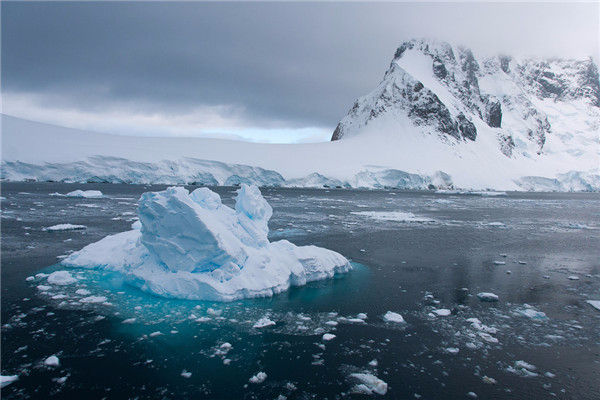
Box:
[62,184,351,301]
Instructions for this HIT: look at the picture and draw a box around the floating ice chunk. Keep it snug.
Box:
[350,373,388,395]
[66,190,103,198]
[586,300,600,311]
[478,332,499,343]
[149,331,163,337]
[322,333,336,341]
[357,313,368,320]
[432,309,451,317]
[477,292,499,302]
[514,305,547,320]
[445,347,459,354]
[75,289,91,296]
[249,371,267,384]
[43,224,86,231]
[383,311,405,323]
[351,211,433,223]
[515,360,536,371]
[466,318,497,334]
[518,261,527,265]
[467,392,478,399]
[325,320,338,326]
[79,296,107,304]
[63,185,351,301]
[567,275,580,280]
[482,376,497,384]
[492,261,506,265]
[37,285,51,291]
[44,355,60,367]
[508,360,538,377]
[368,359,378,367]
[487,222,505,227]
[0,375,18,388]
[253,316,276,328]
[180,370,192,378]
[544,372,556,378]
[122,318,136,324]
[47,271,77,285]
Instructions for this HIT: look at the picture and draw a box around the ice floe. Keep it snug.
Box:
[249,372,267,384]
[383,311,405,323]
[0,375,18,388]
[43,224,86,231]
[477,292,499,302]
[351,211,433,223]
[62,185,351,301]
[44,355,60,367]
[66,190,103,198]
[47,271,77,285]
[350,373,388,395]
[586,300,600,311]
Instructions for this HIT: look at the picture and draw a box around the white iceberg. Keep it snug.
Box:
[66,190,103,198]
[63,185,351,301]
[0,375,18,388]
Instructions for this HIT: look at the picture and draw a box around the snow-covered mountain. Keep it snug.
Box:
[332,38,599,169]
[2,39,599,191]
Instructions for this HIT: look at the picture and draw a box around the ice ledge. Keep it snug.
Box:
[62,184,351,301]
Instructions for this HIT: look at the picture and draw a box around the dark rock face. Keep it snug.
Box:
[499,55,511,73]
[331,123,344,141]
[456,113,477,141]
[486,101,502,128]
[432,58,448,80]
[498,134,515,157]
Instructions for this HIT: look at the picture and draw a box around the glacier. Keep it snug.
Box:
[62,184,352,301]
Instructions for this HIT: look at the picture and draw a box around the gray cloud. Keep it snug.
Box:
[2,1,598,137]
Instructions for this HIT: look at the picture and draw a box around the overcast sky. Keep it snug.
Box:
[2,1,598,142]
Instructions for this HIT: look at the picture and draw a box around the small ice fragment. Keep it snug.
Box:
[66,190,103,198]
[249,372,267,384]
[445,347,459,354]
[149,331,163,337]
[322,333,336,341]
[37,285,51,291]
[357,313,368,320]
[43,224,86,231]
[53,376,68,384]
[515,360,536,371]
[467,392,478,399]
[350,373,388,395]
[44,355,60,367]
[383,311,405,323]
[482,376,497,384]
[75,289,91,296]
[253,316,276,328]
[567,275,579,280]
[180,370,192,378]
[586,300,600,311]
[325,320,338,326]
[544,372,556,378]
[79,296,107,303]
[518,261,527,265]
[0,375,18,388]
[25,276,34,281]
[47,271,77,285]
[432,309,451,317]
[477,292,499,302]
[492,261,506,265]
[122,318,136,324]
[368,359,378,367]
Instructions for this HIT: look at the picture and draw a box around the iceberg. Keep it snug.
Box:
[63,185,351,301]
[66,189,103,198]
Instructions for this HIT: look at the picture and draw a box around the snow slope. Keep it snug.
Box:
[62,185,351,301]
[1,38,598,191]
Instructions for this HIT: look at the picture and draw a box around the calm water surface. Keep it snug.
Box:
[1,182,599,399]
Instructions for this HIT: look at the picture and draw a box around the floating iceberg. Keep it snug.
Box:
[63,185,351,301]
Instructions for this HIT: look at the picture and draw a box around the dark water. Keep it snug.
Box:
[1,182,599,399]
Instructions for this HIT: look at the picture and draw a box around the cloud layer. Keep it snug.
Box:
[2,2,598,141]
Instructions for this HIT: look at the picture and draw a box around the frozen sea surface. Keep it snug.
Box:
[1,182,600,399]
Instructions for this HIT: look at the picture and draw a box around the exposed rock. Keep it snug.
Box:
[486,100,502,128]
[456,113,477,141]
